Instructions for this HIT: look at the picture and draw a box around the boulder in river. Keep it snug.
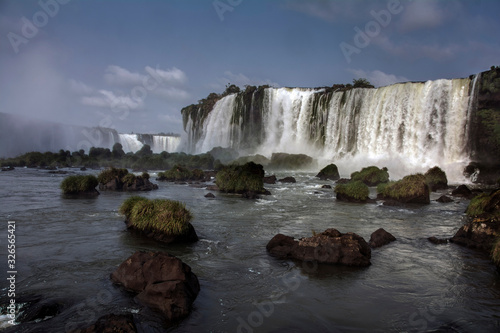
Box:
[278,176,296,183]
[369,228,396,248]
[266,229,371,267]
[111,251,200,325]
[316,164,340,181]
[377,174,430,204]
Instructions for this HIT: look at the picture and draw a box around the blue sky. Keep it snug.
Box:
[1,0,499,134]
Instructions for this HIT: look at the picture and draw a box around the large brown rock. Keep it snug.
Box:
[111,252,200,324]
[266,229,371,267]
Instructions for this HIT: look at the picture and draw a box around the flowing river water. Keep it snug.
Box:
[1,168,499,332]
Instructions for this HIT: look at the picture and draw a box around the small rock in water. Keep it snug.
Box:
[369,228,396,248]
[278,176,296,183]
[428,237,448,245]
[436,195,453,203]
[321,184,332,189]
[205,192,215,198]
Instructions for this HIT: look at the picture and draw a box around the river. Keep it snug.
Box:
[0,168,499,332]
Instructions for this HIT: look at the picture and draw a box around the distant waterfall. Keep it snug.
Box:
[118,133,180,153]
[183,78,474,180]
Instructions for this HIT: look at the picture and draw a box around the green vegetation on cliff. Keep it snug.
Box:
[216,162,265,193]
[119,197,192,236]
[60,175,99,195]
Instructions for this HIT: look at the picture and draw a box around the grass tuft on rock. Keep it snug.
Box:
[120,196,192,236]
[351,166,389,186]
[335,180,370,201]
[97,167,128,184]
[60,175,98,194]
[465,193,491,217]
[157,164,205,181]
[424,166,448,191]
[216,162,265,193]
[378,173,430,203]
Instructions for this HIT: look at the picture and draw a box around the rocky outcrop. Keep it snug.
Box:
[266,229,371,267]
[450,189,500,252]
[98,168,158,191]
[216,162,270,197]
[424,166,448,191]
[369,228,396,248]
[335,181,371,203]
[111,251,200,325]
[316,164,340,181]
[268,153,316,170]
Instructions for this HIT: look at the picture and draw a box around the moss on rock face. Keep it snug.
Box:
[60,175,99,195]
[351,166,389,186]
[424,166,448,191]
[335,180,370,202]
[377,174,430,204]
[316,164,340,181]
[97,167,128,185]
[215,162,265,193]
[466,193,491,217]
[119,196,196,242]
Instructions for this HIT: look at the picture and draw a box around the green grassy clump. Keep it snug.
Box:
[316,164,340,180]
[60,175,98,194]
[157,165,205,181]
[465,193,491,217]
[216,162,265,193]
[268,153,315,170]
[335,180,370,201]
[424,166,448,191]
[97,167,129,184]
[120,196,192,236]
[122,173,137,186]
[351,166,389,186]
[377,174,429,202]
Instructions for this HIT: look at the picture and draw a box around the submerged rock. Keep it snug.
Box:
[451,185,474,199]
[321,184,332,189]
[437,195,453,203]
[369,228,396,248]
[278,176,296,183]
[263,175,277,184]
[111,251,200,325]
[72,314,137,333]
[266,229,371,267]
[428,237,448,245]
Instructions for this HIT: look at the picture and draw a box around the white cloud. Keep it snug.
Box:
[155,86,190,100]
[348,69,409,87]
[145,66,187,85]
[104,65,144,85]
[284,0,362,22]
[158,114,182,125]
[398,1,446,32]
[210,71,279,92]
[81,90,143,110]
[69,79,94,95]
[373,36,459,61]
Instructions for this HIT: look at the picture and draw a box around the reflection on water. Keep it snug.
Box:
[0,168,499,332]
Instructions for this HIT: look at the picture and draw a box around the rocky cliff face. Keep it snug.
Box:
[468,68,500,167]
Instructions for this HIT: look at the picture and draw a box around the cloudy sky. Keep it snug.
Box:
[1,0,499,134]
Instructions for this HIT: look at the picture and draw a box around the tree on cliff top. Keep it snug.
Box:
[353,78,374,88]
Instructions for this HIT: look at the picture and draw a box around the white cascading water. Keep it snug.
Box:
[152,135,181,153]
[119,134,143,153]
[189,78,473,181]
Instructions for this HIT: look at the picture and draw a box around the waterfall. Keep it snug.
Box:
[184,77,475,181]
[119,134,143,153]
[152,135,181,153]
